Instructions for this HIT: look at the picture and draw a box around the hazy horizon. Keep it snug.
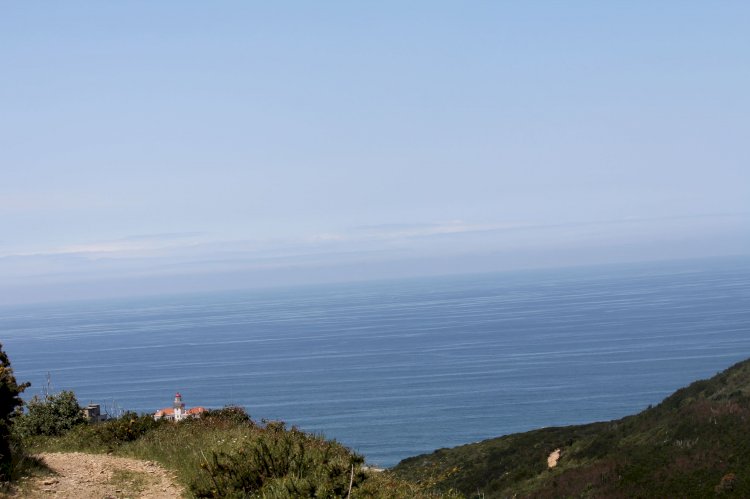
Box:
[2,2,748,304]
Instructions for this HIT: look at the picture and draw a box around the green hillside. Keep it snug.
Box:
[393,358,750,498]
[17,408,443,498]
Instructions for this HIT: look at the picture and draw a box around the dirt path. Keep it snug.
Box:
[19,452,184,498]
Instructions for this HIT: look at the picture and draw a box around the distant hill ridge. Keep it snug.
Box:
[393,357,750,498]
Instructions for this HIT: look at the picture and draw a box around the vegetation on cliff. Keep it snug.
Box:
[393,358,750,498]
[0,342,29,482]
[22,406,456,498]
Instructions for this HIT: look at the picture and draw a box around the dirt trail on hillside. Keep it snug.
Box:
[18,452,184,498]
[547,448,561,468]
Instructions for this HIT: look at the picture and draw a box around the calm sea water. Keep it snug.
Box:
[2,257,750,467]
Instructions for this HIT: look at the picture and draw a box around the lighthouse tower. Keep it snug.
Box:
[173,392,186,421]
[153,392,206,421]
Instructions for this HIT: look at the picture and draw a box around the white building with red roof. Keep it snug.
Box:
[153,393,207,421]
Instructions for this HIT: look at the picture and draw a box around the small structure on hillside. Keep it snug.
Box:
[82,403,108,423]
[153,393,207,422]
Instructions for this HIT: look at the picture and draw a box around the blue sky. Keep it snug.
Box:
[1,2,748,303]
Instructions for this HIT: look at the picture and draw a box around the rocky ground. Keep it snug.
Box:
[11,452,184,498]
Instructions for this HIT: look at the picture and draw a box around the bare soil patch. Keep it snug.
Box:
[547,448,561,468]
[14,452,183,498]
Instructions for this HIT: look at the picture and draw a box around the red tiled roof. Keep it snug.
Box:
[155,406,206,417]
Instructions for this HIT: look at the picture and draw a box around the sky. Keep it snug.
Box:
[1,1,749,304]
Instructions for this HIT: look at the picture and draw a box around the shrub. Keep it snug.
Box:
[0,343,29,480]
[192,425,366,498]
[92,412,162,448]
[14,390,86,438]
[200,406,253,426]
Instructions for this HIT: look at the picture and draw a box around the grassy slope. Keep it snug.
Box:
[24,411,448,498]
[393,358,750,498]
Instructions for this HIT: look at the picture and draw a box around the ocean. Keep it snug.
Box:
[2,256,749,467]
